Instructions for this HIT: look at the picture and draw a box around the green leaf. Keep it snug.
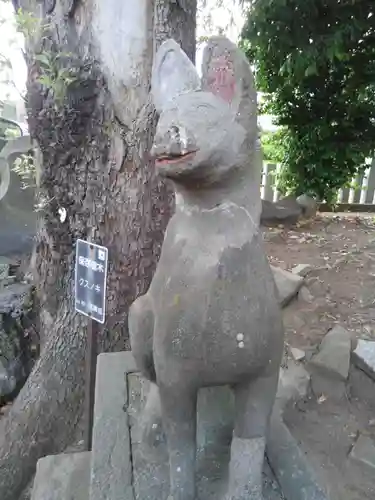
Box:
[35,53,51,67]
[305,62,317,77]
[37,74,53,87]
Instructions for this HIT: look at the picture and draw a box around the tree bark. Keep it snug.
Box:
[155,0,197,61]
[0,1,197,499]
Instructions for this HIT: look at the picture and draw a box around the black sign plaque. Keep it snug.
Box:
[75,239,108,324]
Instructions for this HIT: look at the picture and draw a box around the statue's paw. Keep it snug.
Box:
[225,484,263,500]
[224,492,263,500]
[140,413,165,446]
[138,437,167,464]
[137,382,167,462]
[138,414,168,463]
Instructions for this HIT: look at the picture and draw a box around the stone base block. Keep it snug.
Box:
[31,452,90,500]
[127,372,283,500]
[91,352,328,500]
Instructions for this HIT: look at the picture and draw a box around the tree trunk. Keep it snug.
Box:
[0,1,197,499]
[155,0,197,61]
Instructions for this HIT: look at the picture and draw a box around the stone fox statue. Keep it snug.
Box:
[129,37,284,500]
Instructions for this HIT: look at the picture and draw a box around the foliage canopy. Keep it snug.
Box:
[241,0,375,202]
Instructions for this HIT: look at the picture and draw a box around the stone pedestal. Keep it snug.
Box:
[31,452,90,500]
[127,373,283,500]
[87,352,327,500]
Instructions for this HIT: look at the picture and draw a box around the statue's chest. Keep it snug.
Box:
[150,207,261,301]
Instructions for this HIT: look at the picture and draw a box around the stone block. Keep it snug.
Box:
[90,352,137,500]
[310,372,346,400]
[261,199,302,227]
[291,264,313,277]
[276,361,310,413]
[290,347,306,362]
[118,353,327,500]
[0,282,34,397]
[127,370,283,500]
[31,452,90,500]
[349,434,375,471]
[267,414,328,500]
[0,257,10,280]
[298,286,314,303]
[352,339,375,381]
[310,325,351,381]
[271,265,304,307]
[296,194,317,219]
[0,135,36,256]
[0,276,17,287]
[0,356,16,397]
[0,283,32,314]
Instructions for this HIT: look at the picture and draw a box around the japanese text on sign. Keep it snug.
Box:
[78,257,105,273]
[75,239,108,324]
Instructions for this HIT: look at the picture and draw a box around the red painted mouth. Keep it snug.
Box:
[155,151,197,166]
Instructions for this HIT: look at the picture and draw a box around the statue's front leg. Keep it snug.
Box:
[129,296,167,460]
[128,294,155,382]
[227,371,279,500]
[159,384,198,500]
[139,383,167,462]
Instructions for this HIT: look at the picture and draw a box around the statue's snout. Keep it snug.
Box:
[151,125,197,161]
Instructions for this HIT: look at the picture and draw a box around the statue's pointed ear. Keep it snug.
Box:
[201,36,257,136]
[152,39,201,112]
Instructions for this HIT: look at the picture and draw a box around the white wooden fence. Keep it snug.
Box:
[261,159,375,205]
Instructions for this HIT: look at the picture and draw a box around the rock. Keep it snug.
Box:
[0,357,16,397]
[31,452,91,500]
[261,198,302,227]
[291,264,313,277]
[296,194,317,219]
[276,361,310,412]
[306,278,325,297]
[310,325,351,381]
[352,340,375,381]
[0,134,36,256]
[0,401,12,418]
[298,286,314,303]
[0,257,10,280]
[290,347,306,362]
[0,275,17,287]
[349,435,375,471]
[271,266,304,307]
[333,256,347,268]
[0,283,35,399]
[304,276,319,287]
[310,372,346,400]
[0,283,32,314]
[263,229,283,243]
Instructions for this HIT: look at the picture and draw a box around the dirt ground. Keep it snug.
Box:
[264,213,375,500]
